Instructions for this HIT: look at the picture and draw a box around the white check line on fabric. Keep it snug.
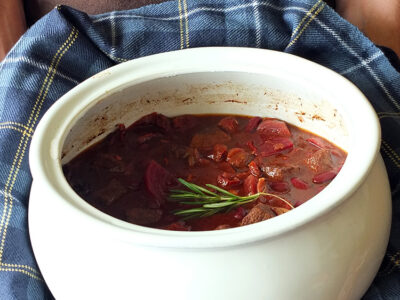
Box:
[110,11,117,57]
[340,51,384,75]
[252,0,262,48]
[87,2,400,112]
[311,18,400,111]
[0,56,80,85]
[92,2,304,23]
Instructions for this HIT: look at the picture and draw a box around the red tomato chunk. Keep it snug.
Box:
[63,113,347,231]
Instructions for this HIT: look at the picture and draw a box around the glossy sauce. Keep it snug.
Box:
[63,113,347,231]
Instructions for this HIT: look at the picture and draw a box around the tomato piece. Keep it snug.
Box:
[248,160,261,177]
[257,178,268,193]
[243,175,258,195]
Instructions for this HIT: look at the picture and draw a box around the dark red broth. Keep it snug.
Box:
[63,113,346,231]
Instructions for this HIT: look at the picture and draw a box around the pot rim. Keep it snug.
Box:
[29,47,381,248]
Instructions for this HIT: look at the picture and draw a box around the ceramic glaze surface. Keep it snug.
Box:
[28,48,391,300]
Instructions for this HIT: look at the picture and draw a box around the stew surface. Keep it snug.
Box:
[63,113,347,231]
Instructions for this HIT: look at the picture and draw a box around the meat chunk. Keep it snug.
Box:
[97,178,127,205]
[307,137,330,149]
[144,160,177,208]
[261,166,284,182]
[133,112,171,132]
[137,132,162,144]
[190,129,231,150]
[241,203,276,226]
[259,163,299,182]
[305,149,333,173]
[217,174,242,188]
[93,153,123,170]
[126,208,163,225]
[256,119,291,138]
[227,148,252,169]
[211,144,228,162]
[245,117,262,132]
[172,115,198,131]
[218,117,239,133]
[187,148,201,167]
[256,137,294,157]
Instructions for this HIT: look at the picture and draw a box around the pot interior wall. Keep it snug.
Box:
[61,71,348,164]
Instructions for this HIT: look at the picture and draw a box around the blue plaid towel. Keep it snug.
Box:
[1,0,400,298]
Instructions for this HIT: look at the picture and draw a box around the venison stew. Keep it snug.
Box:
[63,112,347,231]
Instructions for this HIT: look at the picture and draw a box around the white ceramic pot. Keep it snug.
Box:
[29,47,391,300]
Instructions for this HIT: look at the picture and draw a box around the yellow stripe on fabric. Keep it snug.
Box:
[0,122,34,133]
[178,0,185,49]
[381,140,400,169]
[0,266,44,281]
[106,53,128,63]
[1,262,40,275]
[379,252,400,276]
[291,0,322,38]
[378,112,400,119]
[26,28,77,130]
[0,28,79,262]
[0,126,32,137]
[287,2,325,49]
[0,27,79,264]
[183,0,190,48]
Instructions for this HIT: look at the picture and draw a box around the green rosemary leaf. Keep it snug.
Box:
[174,207,208,215]
[169,178,293,220]
[169,189,193,194]
[204,184,238,197]
[203,202,235,208]
[200,209,222,218]
[177,178,206,196]
[191,185,219,197]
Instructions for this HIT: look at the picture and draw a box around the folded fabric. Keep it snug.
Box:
[0,0,399,299]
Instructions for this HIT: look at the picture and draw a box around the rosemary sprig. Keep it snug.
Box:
[169,178,294,220]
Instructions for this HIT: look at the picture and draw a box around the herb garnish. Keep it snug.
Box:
[169,178,294,220]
